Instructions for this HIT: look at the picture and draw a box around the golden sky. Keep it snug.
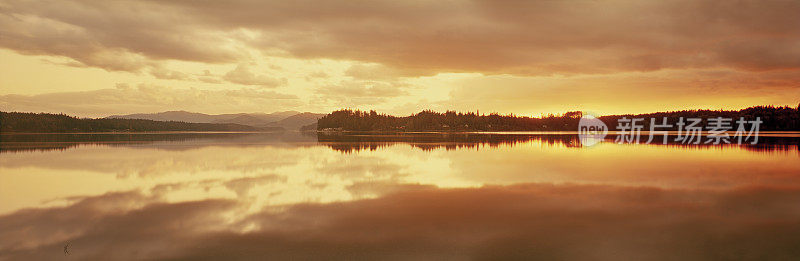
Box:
[0,0,798,117]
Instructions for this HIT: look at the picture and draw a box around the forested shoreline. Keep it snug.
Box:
[316,105,800,131]
[4,105,799,133]
[0,112,279,132]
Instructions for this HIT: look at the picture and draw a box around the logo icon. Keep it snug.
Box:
[578,114,608,146]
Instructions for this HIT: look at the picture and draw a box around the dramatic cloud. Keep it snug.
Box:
[1,0,798,75]
[0,0,798,115]
[0,0,245,72]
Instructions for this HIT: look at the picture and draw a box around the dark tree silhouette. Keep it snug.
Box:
[0,112,280,132]
[316,105,800,131]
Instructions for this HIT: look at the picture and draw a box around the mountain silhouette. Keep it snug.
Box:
[106,111,322,130]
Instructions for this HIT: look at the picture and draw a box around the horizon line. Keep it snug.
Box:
[3,102,799,119]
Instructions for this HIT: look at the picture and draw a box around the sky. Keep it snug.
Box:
[0,0,798,118]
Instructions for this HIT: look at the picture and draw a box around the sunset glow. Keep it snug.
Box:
[2,1,800,260]
[1,0,798,117]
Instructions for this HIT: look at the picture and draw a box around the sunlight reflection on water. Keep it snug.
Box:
[1,132,799,260]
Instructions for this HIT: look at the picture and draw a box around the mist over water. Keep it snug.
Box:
[1,132,799,260]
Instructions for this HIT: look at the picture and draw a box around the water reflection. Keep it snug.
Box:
[318,132,800,153]
[0,132,316,153]
[1,132,799,260]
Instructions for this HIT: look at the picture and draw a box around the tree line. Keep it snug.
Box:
[0,112,277,132]
[316,105,800,131]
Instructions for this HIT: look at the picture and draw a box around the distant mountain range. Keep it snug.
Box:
[2,112,269,133]
[106,111,323,130]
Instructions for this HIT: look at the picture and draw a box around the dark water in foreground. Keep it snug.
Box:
[1,132,800,260]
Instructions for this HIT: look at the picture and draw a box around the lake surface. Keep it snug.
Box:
[1,132,800,260]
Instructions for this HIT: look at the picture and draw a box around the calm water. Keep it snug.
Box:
[1,132,800,260]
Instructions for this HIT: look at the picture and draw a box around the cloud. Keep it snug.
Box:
[169,0,800,75]
[0,0,798,116]
[0,0,245,72]
[198,77,223,84]
[317,81,407,98]
[311,79,410,108]
[223,63,287,87]
[441,69,800,115]
[304,71,329,81]
[196,70,224,84]
[149,67,191,80]
[1,0,798,76]
[345,64,431,80]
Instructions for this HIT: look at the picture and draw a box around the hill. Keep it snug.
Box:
[212,114,273,126]
[269,112,325,130]
[0,112,283,133]
[107,111,319,130]
[107,111,299,123]
[106,111,220,123]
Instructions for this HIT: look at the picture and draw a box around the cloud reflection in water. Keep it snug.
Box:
[1,132,799,260]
